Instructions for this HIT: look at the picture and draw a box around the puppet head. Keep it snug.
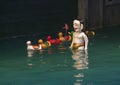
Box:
[73,19,83,32]
[26,41,32,45]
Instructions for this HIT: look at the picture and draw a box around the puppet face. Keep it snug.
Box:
[26,41,31,45]
[73,20,81,32]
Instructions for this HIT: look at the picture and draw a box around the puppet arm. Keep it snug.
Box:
[83,33,88,50]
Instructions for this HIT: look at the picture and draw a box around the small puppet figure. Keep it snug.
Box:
[26,41,41,50]
[70,19,88,50]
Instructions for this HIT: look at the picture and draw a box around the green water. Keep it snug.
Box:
[0,29,120,85]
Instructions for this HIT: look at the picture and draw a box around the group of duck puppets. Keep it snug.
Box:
[26,31,95,51]
[26,32,72,50]
[26,23,95,51]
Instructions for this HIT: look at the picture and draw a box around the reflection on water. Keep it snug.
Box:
[26,43,67,69]
[72,49,88,69]
[27,50,34,57]
[26,49,45,68]
[26,44,89,84]
[71,49,89,85]
[27,50,35,68]
[47,47,53,54]
[57,42,68,54]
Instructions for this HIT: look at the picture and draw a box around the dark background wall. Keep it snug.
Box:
[103,0,120,27]
[1,0,120,37]
[87,0,102,28]
[78,0,120,29]
[0,0,78,37]
[87,0,120,28]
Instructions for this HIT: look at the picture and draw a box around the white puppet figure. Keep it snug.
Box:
[70,19,88,50]
[26,41,41,50]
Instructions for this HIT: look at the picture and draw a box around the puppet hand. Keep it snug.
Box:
[85,48,87,51]
[69,46,72,49]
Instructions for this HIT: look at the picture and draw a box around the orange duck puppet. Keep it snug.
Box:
[38,39,51,49]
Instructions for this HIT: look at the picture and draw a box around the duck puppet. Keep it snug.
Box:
[26,41,41,50]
